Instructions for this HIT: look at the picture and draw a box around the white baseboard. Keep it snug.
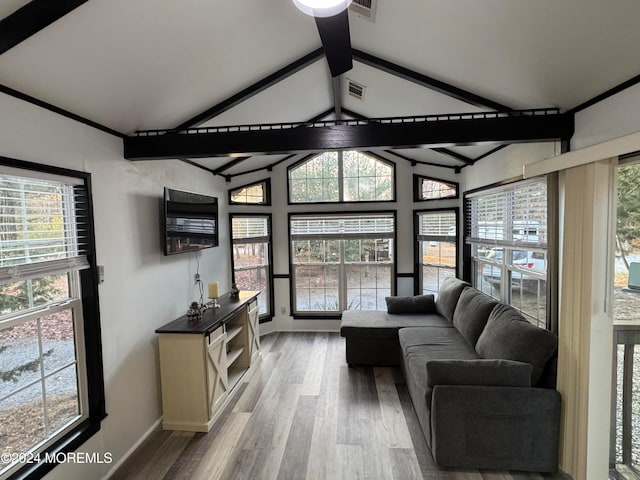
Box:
[102,417,162,480]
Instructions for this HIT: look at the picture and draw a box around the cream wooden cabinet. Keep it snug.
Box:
[156,292,260,432]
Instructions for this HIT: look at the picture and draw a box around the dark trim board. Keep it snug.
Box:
[172,49,325,130]
[0,84,125,139]
[0,0,89,55]
[568,74,640,114]
[125,112,575,160]
[352,49,512,111]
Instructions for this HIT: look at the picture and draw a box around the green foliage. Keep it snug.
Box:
[617,165,640,245]
[0,276,61,313]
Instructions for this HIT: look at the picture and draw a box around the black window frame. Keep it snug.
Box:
[288,210,397,319]
[413,207,460,295]
[228,178,271,206]
[413,174,459,202]
[1,156,106,480]
[229,213,274,324]
[287,151,397,205]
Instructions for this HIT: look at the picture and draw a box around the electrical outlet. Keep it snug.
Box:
[194,273,201,282]
[280,306,286,314]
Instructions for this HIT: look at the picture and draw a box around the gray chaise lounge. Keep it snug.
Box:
[339,277,561,473]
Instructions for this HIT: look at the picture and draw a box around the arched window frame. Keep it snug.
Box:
[287,151,396,204]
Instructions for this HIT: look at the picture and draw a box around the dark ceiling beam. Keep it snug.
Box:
[178,158,216,174]
[0,83,125,138]
[124,112,574,160]
[352,49,512,111]
[226,153,300,180]
[0,0,89,55]
[383,150,460,171]
[342,108,473,165]
[172,48,325,131]
[212,108,335,175]
[315,10,352,77]
[470,144,508,164]
[567,73,640,114]
[431,147,474,165]
[332,76,343,120]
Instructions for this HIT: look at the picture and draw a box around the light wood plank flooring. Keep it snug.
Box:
[111,332,570,480]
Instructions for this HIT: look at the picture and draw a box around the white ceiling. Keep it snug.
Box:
[1,0,638,176]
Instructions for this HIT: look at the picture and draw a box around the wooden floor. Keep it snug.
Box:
[111,332,570,480]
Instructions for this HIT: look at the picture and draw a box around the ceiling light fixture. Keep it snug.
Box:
[292,0,352,17]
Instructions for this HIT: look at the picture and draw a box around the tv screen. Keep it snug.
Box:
[164,187,218,255]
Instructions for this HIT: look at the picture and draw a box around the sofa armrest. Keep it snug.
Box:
[426,359,532,387]
[431,385,561,473]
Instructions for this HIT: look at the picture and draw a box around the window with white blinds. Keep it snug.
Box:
[0,165,102,479]
[290,213,394,240]
[231,215,272,317]
[465,178,548,328]
[290,213,395,315]
[465,178,547,249]
[232,216,269,242]
[0,175,89,282]
[416,210,457,294]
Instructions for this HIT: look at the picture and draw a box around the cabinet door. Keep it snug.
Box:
[206,331,228,418]
[247,300,260,361]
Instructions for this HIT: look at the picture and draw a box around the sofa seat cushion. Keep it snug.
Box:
[435,277,470,322]
[452,288,499,347]
[476,304,558,385]
[340,310,451,340]
[399,327,479,410]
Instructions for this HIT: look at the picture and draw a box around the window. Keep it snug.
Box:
[229,179,270,205]
[414,175,458,201]
[290,213,395,315]
[415,210,457,294]
[0,164,104,479]
[288,151,394,203]
[231,215,272,320]
[465,178,548,328]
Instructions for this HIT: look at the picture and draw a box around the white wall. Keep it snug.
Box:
[0,92,230,480]
[572,83,640,151]
[460,142,558,191]
[228,152,460,332]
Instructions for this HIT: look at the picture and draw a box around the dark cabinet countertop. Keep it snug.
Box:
[155,291,259,336]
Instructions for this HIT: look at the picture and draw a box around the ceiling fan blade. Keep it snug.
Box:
[315,9,353,77]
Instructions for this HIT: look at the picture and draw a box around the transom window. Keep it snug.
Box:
[229,179,270,205]
[290,213,395,315]
[465,178,548,328]
[288,151,394,203]
[414,175,458,201]
[415,210,457,294]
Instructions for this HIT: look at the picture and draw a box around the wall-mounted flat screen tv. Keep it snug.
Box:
[164,187,218,255]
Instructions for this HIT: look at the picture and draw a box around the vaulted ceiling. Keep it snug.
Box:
[1,0,639,178]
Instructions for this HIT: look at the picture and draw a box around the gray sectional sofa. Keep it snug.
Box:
[339,277,561,473]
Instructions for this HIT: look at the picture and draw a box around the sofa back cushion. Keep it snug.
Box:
[435,277,470,322]
[426,359,532,387]
[476,304,558,385]
[386,294,436,314]
[452,288,499,347]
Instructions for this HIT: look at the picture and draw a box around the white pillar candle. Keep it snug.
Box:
[208,281,219,298]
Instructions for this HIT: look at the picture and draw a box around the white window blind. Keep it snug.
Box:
[0,174,89,281]
[417,212,456,240]
[465,178,547,249]
[290,214,394,240]
[232,216,269,242]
